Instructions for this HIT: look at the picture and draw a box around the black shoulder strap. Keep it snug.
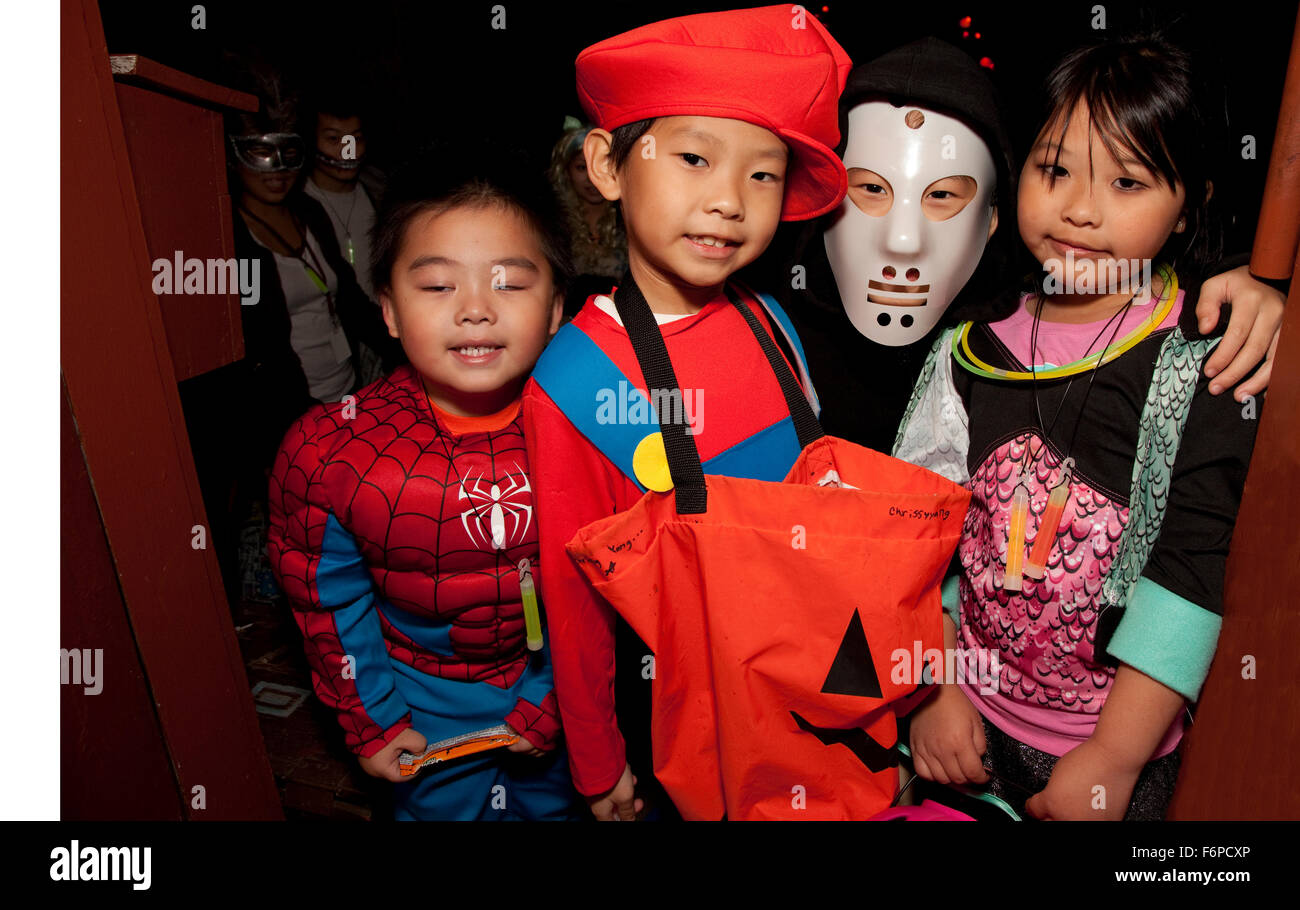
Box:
[611,276,823,515]
[722,286,823,448]
[746,287,802,394]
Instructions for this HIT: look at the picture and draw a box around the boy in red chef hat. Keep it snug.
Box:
[523,5,851,820]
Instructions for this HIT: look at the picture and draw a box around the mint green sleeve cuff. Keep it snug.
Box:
[941,575,961,631]
[1105,576,1222,701]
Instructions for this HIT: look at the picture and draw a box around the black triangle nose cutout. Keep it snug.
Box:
[821,610,883,699]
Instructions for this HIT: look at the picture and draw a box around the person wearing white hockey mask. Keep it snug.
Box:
[759,38,1284,452]
[824,62,1001,346]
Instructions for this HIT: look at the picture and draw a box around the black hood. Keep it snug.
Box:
[837,37,1016,214]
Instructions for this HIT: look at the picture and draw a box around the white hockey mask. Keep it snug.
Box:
[824,102,997,345]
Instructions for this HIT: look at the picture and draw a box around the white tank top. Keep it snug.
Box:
[253,226,356,402]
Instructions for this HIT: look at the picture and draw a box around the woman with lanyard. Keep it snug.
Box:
[227,107,401,472]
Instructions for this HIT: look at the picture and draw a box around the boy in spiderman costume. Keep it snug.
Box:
[267,149,580,820]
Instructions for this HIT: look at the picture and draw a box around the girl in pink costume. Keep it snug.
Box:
[895,34,1259,820]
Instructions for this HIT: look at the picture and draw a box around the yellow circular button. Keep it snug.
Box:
[633,432,674,492]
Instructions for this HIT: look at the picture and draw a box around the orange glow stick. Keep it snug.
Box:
[1025,459,1075,581]
[1024,486,1069,580]
[1004,483,1029,592]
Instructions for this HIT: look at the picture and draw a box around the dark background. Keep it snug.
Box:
[99,0,1296,274]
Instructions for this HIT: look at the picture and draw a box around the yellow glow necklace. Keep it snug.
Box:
[954,265,1177,382]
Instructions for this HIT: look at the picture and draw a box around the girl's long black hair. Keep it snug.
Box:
[1037,33,1221,276]
[975,31,1225,324]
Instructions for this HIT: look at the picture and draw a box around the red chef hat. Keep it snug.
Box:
[576,5,852,221]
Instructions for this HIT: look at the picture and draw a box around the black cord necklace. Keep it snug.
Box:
[1003,290,1138,591]
[312,181,361,264]
[1030,291,1137,456]
[239,203,303,256]
[240,204,338,324]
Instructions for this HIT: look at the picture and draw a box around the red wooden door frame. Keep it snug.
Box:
[62,0,280,820]
[1169,6,1300,820]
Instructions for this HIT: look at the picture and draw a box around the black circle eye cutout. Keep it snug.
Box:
[901,315,914,328]
[877,313,891,326]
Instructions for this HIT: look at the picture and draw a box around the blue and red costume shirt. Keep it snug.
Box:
[268,365,562,758]
[523,287,813,796]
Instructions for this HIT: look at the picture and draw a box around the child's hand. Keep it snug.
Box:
[504,723,545,757]
[587,762,645,821]
[1195,265,1285,400]
[908,685,989,786]
[1026,738,1141,821]
[358,728,427,783]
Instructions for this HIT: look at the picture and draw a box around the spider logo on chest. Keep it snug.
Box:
[458,464,533,551]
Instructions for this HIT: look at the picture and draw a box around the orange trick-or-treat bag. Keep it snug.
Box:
[565,282,969,820]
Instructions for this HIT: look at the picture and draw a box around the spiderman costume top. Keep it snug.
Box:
[267,364,562,760]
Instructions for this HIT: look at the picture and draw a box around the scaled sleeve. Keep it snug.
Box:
[892,331,970,485]
[267,409,414,757]
[1107,370,1259,701]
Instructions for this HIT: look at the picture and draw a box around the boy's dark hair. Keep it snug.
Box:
[1033,33,1222,278]
[609,119,656,170]
[370,144,573,298]
[300,78,367,136]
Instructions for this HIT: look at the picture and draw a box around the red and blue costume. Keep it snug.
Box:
[523,286,818,798]
[268,364,578,820]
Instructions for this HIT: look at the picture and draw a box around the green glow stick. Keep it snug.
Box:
[303,264,329,294]
[518,558,544,651]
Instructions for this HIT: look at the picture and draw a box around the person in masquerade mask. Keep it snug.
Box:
[756,38,1284,454]
[227,103,400,472]
[893,32,1259,820]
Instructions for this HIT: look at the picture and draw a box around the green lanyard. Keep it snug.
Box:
[313,185,360,265]
[240,206,338,322]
